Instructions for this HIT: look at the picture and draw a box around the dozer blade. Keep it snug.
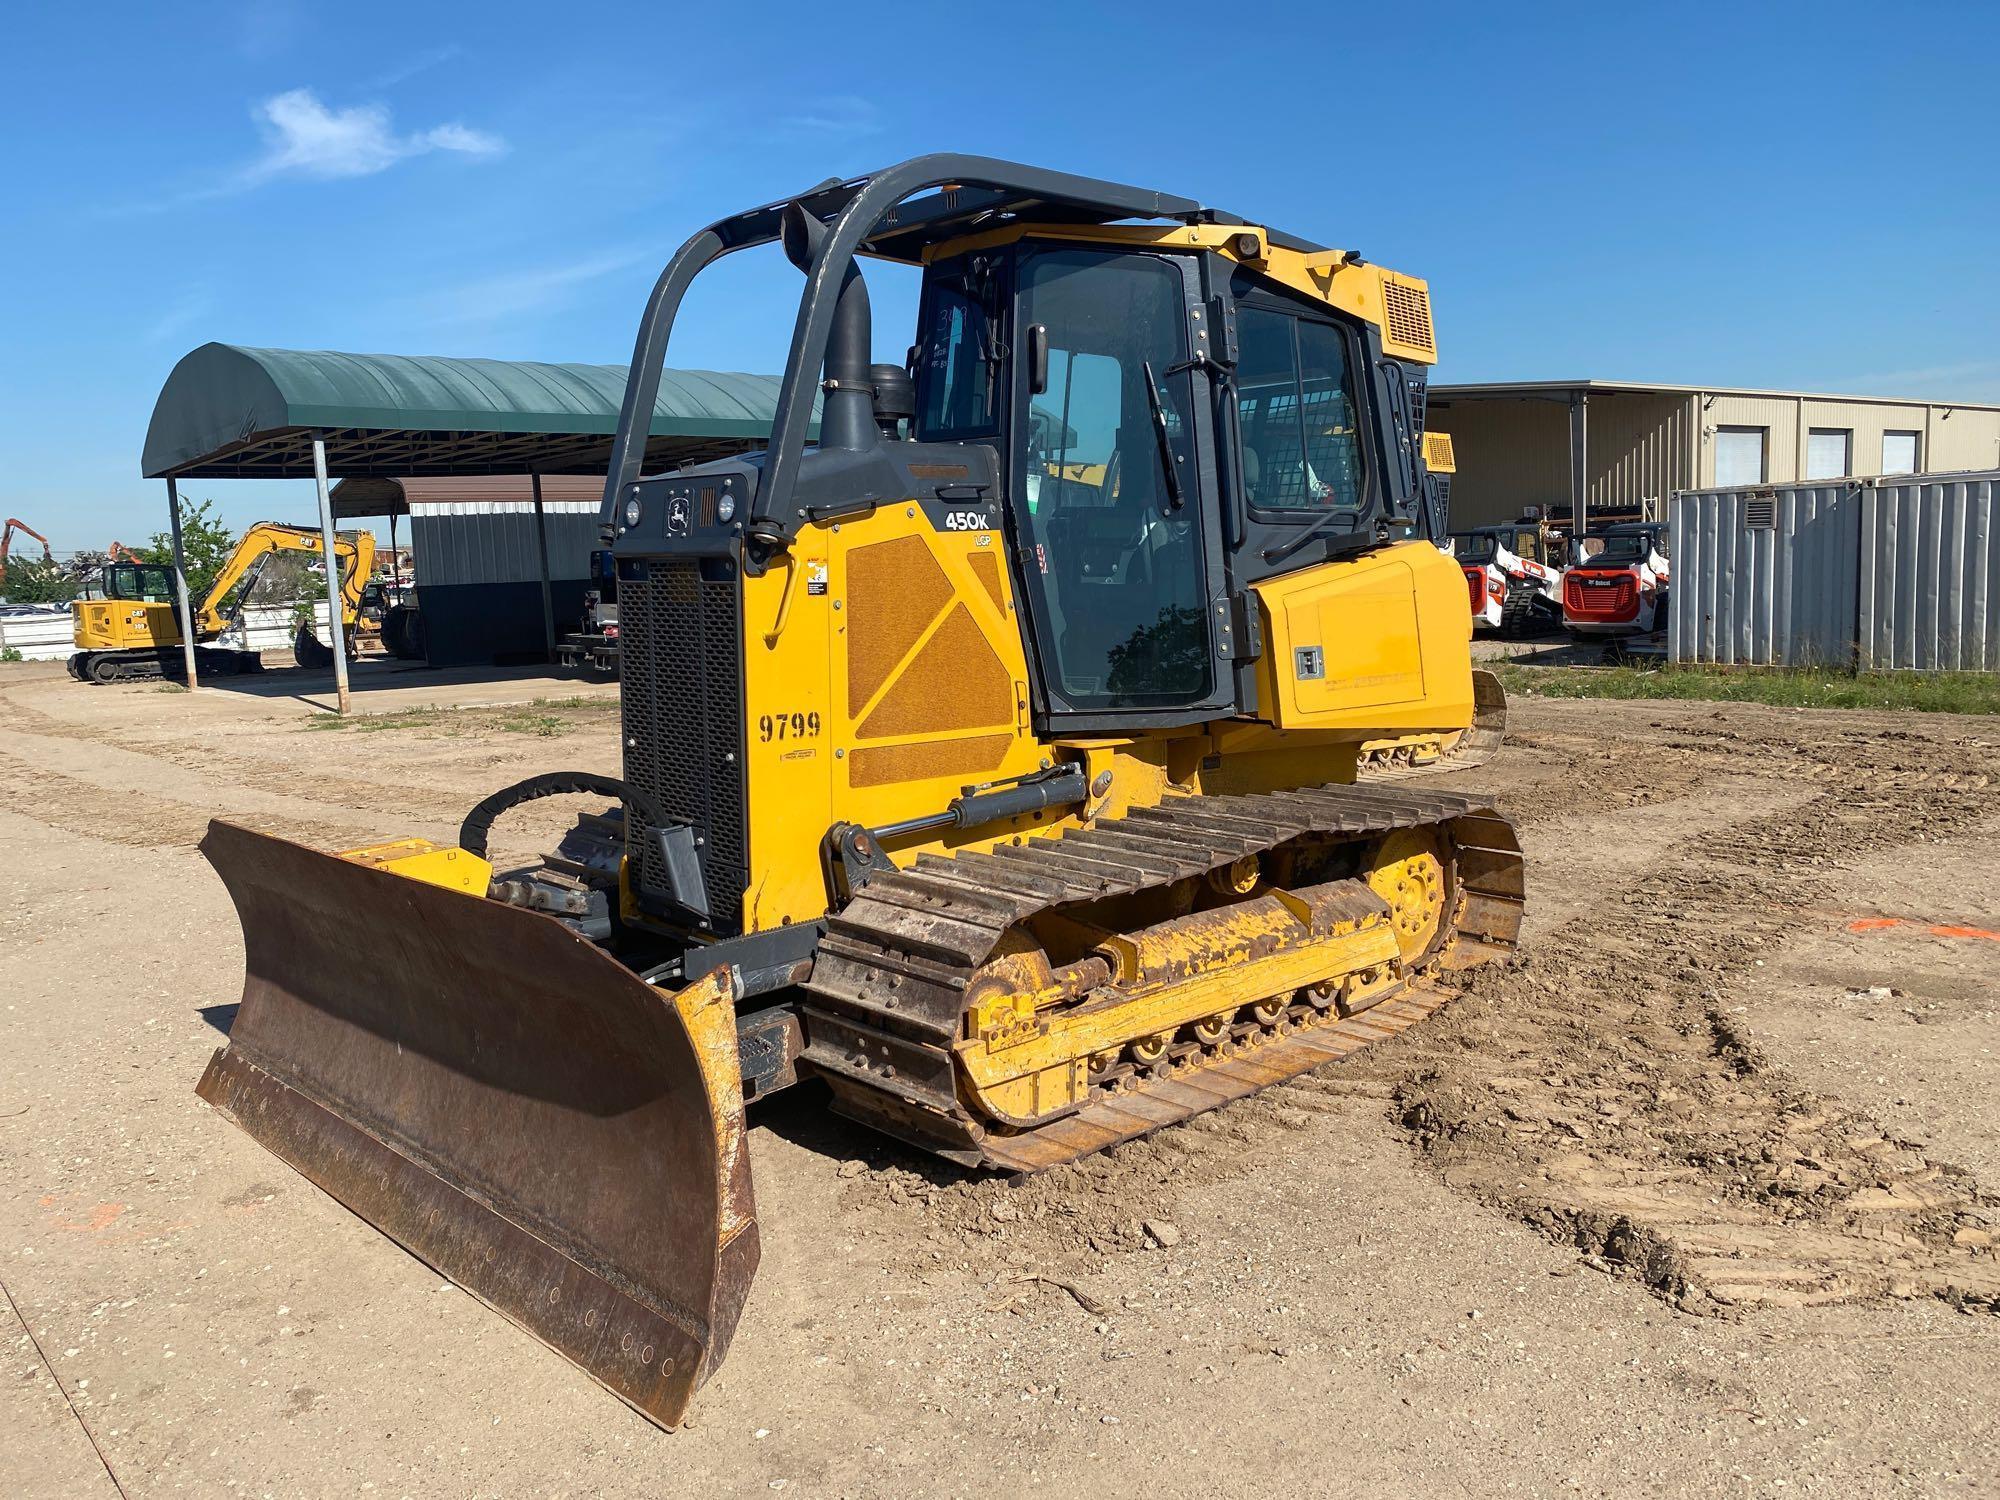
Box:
[193,820,758,1430]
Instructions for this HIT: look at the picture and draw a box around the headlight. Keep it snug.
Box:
[716,494,737,523]
[621,495,643,528]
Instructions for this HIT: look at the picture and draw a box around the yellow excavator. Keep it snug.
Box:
[194,158,1524,1428]
[68,522,376,682]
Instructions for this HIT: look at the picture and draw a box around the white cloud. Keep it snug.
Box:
[146,288,216,345]
[768,96,881,139]
[366,44,465,90]
[421,248,651,326]
[239,88,504,186]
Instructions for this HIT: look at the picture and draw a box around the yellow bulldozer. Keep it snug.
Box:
[194,158,1523,1428]
[68,522,377,682]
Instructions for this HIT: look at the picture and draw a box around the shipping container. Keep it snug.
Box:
[1669,470,1999,671]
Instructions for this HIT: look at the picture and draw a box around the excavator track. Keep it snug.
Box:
[801,783,1522,1172]
[1356,667,1508,782]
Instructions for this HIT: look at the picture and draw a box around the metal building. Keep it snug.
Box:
[328,475,604,667]
[1670,469,1999,670]
[1426,380,2000,534]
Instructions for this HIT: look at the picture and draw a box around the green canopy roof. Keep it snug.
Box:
[143,343,810,480]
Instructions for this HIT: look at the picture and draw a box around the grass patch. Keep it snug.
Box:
[302,695,617,737]
[1494,662,2000,715]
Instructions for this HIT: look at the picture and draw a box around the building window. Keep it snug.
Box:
[1806,428,1852,481]
[1882,430,1920,475]
[1714,426,1767,488]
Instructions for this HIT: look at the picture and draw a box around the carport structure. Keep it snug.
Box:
[141,343,795,710]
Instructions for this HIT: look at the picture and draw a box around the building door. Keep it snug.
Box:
[1714,427,1767,488]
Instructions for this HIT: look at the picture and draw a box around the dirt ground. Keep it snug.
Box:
[3,657,1996,1498]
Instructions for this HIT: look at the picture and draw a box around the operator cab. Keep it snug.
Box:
[1582,522,1668,568]
[1447,531,1500,565]
[617,182,1437,731]
[104,562,176,602]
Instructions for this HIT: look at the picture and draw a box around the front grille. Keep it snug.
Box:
[618,559,748,931]
[1564,571,1639,622]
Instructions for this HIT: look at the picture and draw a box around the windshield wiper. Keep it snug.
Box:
[1141,360,1185,511]
[1263,506,1371,566]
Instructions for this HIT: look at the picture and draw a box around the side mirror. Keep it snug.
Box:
[1027,324,1049,396]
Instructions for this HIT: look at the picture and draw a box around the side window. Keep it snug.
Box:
[1295,321,1363,513]
[1234,308,1364,517]
[1012,247,1211,711]
[915,268,1000,439]
[1236,309,1309,511]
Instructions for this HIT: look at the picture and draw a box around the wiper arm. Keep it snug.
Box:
[1262,506,1370,566]
[1141,360,1185,511]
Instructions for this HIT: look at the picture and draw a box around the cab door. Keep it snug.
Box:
[1005,245,1232,727]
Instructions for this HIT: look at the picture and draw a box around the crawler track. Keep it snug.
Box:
[802,783,1523,1171]
[1356,667,1508,781]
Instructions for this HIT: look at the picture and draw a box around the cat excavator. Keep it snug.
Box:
[194,158,1525,1429]
[68,522,375,682]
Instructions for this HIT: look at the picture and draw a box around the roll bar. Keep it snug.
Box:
[599,154,1222,537]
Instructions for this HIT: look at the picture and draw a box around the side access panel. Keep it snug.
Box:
[1254,540,1475,734]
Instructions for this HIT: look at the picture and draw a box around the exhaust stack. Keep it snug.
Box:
[780,201,876,453]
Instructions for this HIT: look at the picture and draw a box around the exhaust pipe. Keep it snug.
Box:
[780,200,876,453]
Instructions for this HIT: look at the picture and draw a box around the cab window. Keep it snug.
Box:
[107,564,174,601]
[1234,308,1365,520]
[915,262,1001,439]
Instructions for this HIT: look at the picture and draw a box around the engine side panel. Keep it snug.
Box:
[741,502,1050,933]
[1253,540,1475,735]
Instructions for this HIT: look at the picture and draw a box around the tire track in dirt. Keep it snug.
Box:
[839,708,2000,1320]
[0,691,501,828]
[839,709,1786,1269]
[1388,718,2000,1314]
[0,746,382,853]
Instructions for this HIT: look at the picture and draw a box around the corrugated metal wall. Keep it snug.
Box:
[409,500,598,586]
[1422,397,1569,526]
[1858,473,1999,670]
[1425,391,1691,527]
[1584,393,1690,513]
[1671,483,1860,666]
[1671,470,1999,670]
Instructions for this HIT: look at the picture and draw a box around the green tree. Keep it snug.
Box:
[142,497,237,600]
[1,557,82,604]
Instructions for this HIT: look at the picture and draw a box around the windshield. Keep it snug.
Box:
[1449,532,1497,565]
[1586,530,1662,566]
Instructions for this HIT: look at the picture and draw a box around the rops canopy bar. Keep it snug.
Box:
[601,153,1319,531]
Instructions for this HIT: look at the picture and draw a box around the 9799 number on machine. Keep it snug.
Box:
[758,711,822,742]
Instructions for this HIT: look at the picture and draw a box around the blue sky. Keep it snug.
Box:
[4,0,1997,549]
